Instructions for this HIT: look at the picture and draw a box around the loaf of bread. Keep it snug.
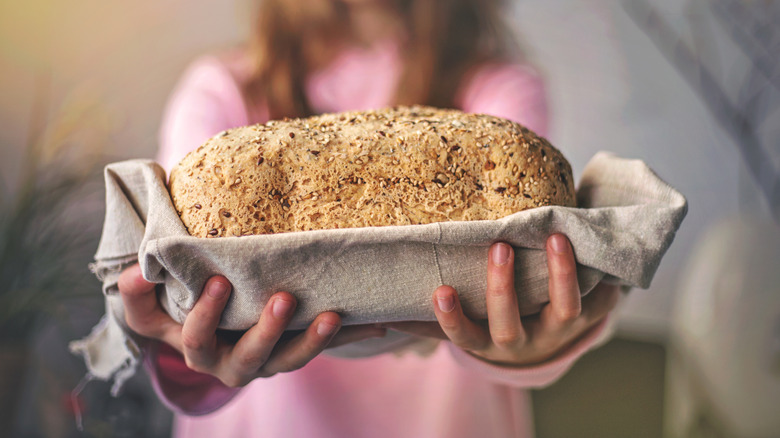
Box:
[168,106,575,237]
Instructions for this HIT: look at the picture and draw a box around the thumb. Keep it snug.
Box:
[118,264,155,297]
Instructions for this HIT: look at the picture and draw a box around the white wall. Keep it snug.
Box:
[514,0,777,339]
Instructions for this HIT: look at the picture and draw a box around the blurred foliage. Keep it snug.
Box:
[1,83,174,438]
[0,86,110,345]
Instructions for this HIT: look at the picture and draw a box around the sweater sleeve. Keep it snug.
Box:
[447,315,615,389]
[144,342,242,416]
[157,55,253,174]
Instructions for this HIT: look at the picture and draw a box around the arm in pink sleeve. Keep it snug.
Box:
[456,62,550,137]
[448,315,614,389]
[157,55,253,173]
[144,341,242,416]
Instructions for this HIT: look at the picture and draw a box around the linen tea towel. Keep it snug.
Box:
[71,151,687,392]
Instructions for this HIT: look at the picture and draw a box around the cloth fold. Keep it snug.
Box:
[71,151,687,391]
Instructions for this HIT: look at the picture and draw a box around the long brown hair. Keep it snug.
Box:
[245,0,518,120]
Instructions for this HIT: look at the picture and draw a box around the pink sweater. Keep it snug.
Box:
[154,41,609,438]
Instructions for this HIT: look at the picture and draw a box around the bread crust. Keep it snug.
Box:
[169,106,575,237]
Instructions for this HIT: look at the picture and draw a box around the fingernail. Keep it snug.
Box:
[272,298,295,319]
[206,280,229,299]
[317,321,338,337]
[491,242,511,266]
[550,234,568,254]
[437,294,455,313]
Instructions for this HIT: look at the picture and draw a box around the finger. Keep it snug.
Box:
[485,242,525,349]
[328,324,388,349]
[181,276,232,372]
[118,264,181,345]
[259,312,342,375]
[529,282,620,361]
[229,292,298,377]
[433,286,491,352]
[118,264,156,297]
[543,234,582,327]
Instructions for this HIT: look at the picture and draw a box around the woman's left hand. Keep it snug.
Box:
[385,234,621,367]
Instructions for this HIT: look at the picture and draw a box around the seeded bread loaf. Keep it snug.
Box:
[168,106,575,237]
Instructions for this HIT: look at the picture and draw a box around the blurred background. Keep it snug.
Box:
[1,0,777,437]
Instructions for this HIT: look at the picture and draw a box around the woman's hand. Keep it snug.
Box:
[118,266,386,387]
[386,234,621,366]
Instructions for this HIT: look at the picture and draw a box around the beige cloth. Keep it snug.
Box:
[70,152,686,392]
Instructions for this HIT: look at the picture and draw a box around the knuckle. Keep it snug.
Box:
[181,332,208,352]
[235,352,265,371]
[486,283,513,299]
[486,270,514,294]
[556,304,582,322]
[491,330,522,348]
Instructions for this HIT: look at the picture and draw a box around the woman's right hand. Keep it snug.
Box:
[118,264,387,387]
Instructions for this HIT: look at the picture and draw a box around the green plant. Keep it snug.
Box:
[0,89,109,345]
